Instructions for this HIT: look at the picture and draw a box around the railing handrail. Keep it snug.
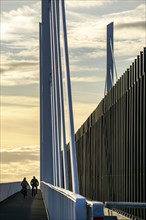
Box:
[0,181,21,185]
[41,181,105,220]
[105,201,146,209]
[42,181,84,201]
[41,181,87,220]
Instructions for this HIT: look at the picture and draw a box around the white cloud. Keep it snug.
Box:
[1,60,39,86]
[66,3,145,50]
[1,1,145,89]
[66,0,117,8]
[1,145,40,183]
[64,2,145,80]
[2,3,40,28]
[1,2,40,60]
[71,76,104,82]
[70,65,104,72]
[1,2,40,87]
[1,0,146,183]
[1,96,39,107]
[0,145,39,153]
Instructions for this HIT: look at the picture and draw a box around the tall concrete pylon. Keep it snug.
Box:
[40,0,53,183]
[106,22,114,93]
[40,0,79,193]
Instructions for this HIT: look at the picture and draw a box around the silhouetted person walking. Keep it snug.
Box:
[30,176,39,197]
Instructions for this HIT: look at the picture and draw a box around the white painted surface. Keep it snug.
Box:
[0,182,21,202]
[41,181,86,220]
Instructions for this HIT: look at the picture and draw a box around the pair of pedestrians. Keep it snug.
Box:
[21,176,39,198]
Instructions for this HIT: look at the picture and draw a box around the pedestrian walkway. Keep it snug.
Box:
[0,189,48,220]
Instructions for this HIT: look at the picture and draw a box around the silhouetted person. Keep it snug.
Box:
[30,176,39,196]
[21,177,29,198]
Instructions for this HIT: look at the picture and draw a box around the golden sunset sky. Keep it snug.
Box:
[1,0,146,183]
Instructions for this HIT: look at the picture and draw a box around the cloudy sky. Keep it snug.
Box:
[1,0,146,183]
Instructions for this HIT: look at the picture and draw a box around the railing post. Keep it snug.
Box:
[87,201,104,220]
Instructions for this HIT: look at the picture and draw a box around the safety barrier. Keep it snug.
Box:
[0,182,21,202]
[67,47,146,220]
[104,208,130,220]
[105,202,146,209]
[87,200,104,220]
[41,181,86,220]
[41,181,104,220]
[105,202,146,220]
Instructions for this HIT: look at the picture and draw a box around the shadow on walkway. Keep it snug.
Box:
[0,189,48,220]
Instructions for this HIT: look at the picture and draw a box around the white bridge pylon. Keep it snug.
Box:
[40,0,79,193]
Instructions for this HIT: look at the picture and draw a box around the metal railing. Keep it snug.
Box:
[41,181,104,220]
[67,47,146,220]
[105,202,146,209]
[41,181,86,220]
[105,202,146,220]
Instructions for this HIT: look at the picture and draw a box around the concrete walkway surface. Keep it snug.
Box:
[0,189,48,220]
